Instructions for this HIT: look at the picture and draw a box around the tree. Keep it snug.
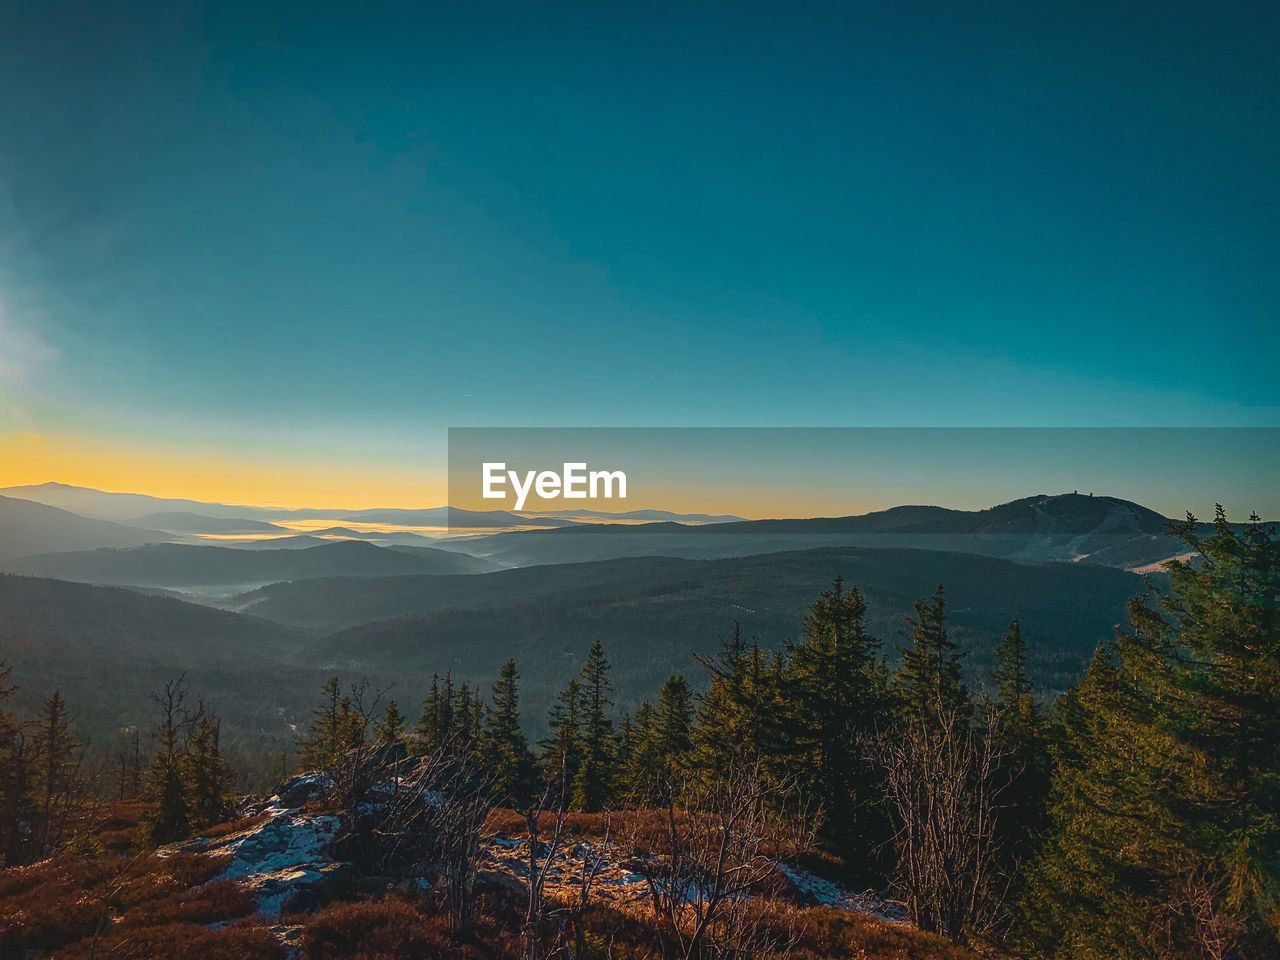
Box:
[0,663,36,866]
[32,691,81,854]
[692,627,785,776]
[897,586,968,724]
[542,678,582,803]
[480,659,538,805]
[654,674,694,761]
[993,618,1033,702]
[143,676,193,844]
[784,576,889,863]
[300,676,352,774]
[1018,509,1280,959]
[621,700,657,801]
[185,701,232,831]
[415,673,480,756]
[373,699,407,748]
[987,619,1049,885]
[570,642,615,812]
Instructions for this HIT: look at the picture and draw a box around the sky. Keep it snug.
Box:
[0,0,1277,509]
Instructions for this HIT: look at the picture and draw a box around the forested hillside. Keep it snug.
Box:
[1,510,1272,959]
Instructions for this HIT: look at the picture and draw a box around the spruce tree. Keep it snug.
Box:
[784,576,889,863]
[0,663,36,866]
[692,626,784,772]
[301,676,350,772]
[987,620,1049,888]
[654,675,693,756]
[1018,510,1280,959]
[185,701,232,830]
[414,674,447,751]
[628,676,694,804]
[144,677,192,844]
[692,625,751,767]
[622,700,657,800]
[897,586,967,723]
[542,678,583,803]
[571,641,615,812]
[33,691,79,853]
[993,618,1033,702]
[373,699,407,748]
[480,659,537,805]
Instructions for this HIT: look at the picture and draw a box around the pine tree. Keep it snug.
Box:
[1018,509,1280,959]
[33,691,79,853]
[993,618,1033,702]
[654,674,693,760]
[414,674,447,751]
[987,620,1049,887]
[542,679,582,803]
[415,673,479,754]
[897,586,968,724]
[373,699,407,748]
[480,659,537,805]
[692,625,750,767]
[185,701,232,830]
[571,641,615,812]
[144,676,192,844]
[784,576,890,863]
[301,676,351,772]
[622,700,658,801]
[627,675,695,805]
[692,626,784,771]
[0,663,36,866]
[453,682,484,746]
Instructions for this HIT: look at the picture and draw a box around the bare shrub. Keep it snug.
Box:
[873,700,1006,943]
[628,759,809,960]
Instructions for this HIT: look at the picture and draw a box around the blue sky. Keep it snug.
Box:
[0,0,1276,505]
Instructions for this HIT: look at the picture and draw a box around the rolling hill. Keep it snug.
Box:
[126,511,288,533]
[0,574,324,753]
[0,495,172,560]
[0,538,498,587]
[265,546,1147,720]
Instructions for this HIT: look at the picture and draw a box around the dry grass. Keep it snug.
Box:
[0,803,274,959]
[298,894,519,960]
[789,905,990,960]
[53,922,287,960]
[0,800,1003,960]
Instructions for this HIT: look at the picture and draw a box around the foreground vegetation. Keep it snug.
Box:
[0,508,1275,958]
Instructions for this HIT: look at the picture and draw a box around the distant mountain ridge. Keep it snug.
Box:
[539,493,1173,536]
[127,511,287,534]
[0,483,739,528]
[0,495,172,560]
[0,539,497,587]
[429,493,1204,570]
[0,483,571,528]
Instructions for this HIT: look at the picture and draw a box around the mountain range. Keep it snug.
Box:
[0,483,734,529]
[2,482,1248,759]
[0,495,171,560]
[0,539,497,588]
[429,493,1189,571]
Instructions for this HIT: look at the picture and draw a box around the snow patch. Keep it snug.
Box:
[172,810,346,919]
[776,863,908,922]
